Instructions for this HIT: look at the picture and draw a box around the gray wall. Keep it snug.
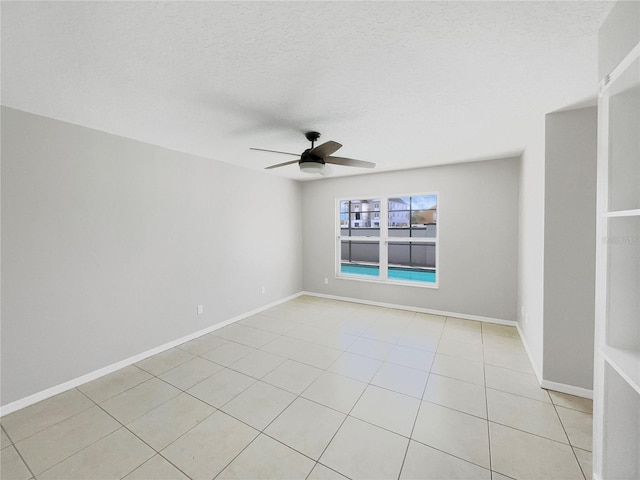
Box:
[543,106,597,390]
[1,107,303,406]
[301,157,520,321]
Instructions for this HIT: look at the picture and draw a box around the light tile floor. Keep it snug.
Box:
[1,296,593,480]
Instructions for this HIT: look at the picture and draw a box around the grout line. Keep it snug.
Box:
[482,328,494,474]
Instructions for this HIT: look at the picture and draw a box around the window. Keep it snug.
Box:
[337,194,438,286]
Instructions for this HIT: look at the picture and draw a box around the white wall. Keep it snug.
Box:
[543,106,597,390]
[301,158,520,321]
[1,107,303,406]
[517,122,546,379]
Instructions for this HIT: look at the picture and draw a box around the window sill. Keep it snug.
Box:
[335,274,439,289]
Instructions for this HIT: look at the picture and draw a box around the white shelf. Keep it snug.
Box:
[604,209,640,217]
[601,345,640,395]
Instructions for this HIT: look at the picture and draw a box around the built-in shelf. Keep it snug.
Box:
[601,345,640,395]
[602,363,640,480]
[595,34,640,480]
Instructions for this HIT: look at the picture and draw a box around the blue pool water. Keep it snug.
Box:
[340,264,436,283]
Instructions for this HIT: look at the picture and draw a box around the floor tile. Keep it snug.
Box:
[2,389,94,443]
[161,411,258,480]
[1,426,12,448]
[481,322,519,338]
[217,433,315,479]
[100,377,181,424]
[423,374,487,418]
[187,367,256,408]
[229,349,286,379]
[262,359,323,395]
[327,352,382,383]
[437,338,484,362]
[177,333,228,356]
[400,439,491,480]
[445,317,482,332]
[486,389,567,443]
[127,393,215,450]
[556,406,593,451]
[159,356,223,390]
[201,341,255,366]
[265,397,345,460]
[412,401,490,469]
[240,314,298,335]
[15,406,120,475]
[483,344,534,374]
[441,327,483,345]
[135,348,195,376]
[370,362,429,399]
[307,463,349,480]
[549,390,593,414]
[286,324,327,343]
[215,324,279,348]
[491,472,515,480]
[302,371,367,414]
[336,318,369,336]
[38,428,154,480]
[361,324,404,344]
[1,445,32,480]
[312,330,360,351]
[408,313,446,334]
[489,422,584,480]
[573,447,592,479]
[485,364,550,403]
[261,335,309,359]
[395,332,440,352]
[482,333,524,350]
[385,345,435,371]
[431,354,485,385]
[221,381,295,430]
[123,454,189,479]
[350,385,420,437]
[320,417,408,480]
[78,365,152,403]
[347,337,394,360]
[290,342,343,369]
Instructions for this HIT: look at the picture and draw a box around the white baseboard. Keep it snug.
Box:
[0,292,303,417]
[514,324,593,400]
[515,323,543,384]
[540,379,594,400]
[301,291,517,326]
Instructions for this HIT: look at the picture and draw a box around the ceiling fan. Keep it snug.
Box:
[251,131,376,174]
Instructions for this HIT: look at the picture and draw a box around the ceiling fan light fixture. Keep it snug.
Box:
[299,161,325,174]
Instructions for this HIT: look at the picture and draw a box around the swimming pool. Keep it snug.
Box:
[340,264,436,283]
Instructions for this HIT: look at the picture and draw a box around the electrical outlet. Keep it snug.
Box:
[261,286,266,294]
[197,305,204,315]
[324,277,329,285]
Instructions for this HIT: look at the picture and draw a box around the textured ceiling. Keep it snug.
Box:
[1,1,614,180]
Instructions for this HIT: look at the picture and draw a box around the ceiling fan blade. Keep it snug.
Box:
[325,156,376,169]
[310,141,342,158]
[250,147,300,157]
[265,159,300,170]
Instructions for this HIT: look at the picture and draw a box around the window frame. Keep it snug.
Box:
[335,192,439,288]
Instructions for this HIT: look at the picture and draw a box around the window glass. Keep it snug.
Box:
[339,194,437,285]
[340,240,380,277]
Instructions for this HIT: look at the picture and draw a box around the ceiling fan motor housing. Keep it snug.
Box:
[300,149,325,165]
